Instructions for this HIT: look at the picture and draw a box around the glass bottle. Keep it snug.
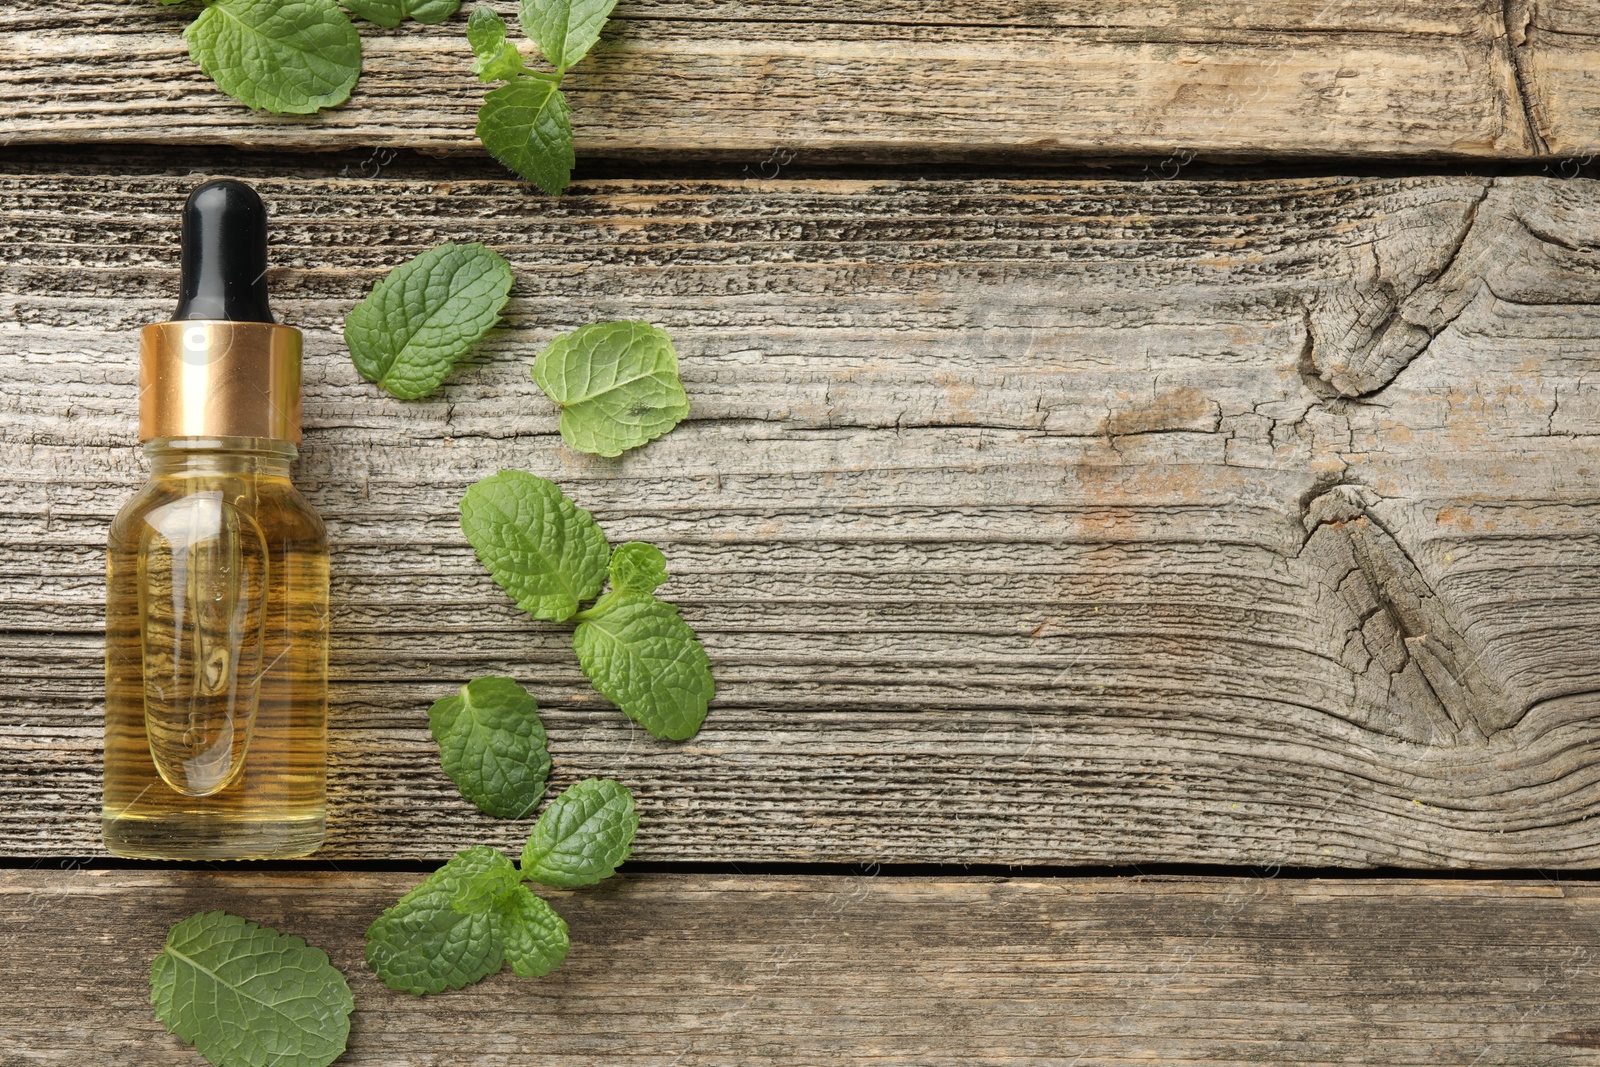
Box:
[102,181,329,859]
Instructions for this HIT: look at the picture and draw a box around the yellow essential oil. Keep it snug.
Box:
[103,438,328,858]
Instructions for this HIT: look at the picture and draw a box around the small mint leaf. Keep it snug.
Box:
[608,541,668,596]
[344,241,513,400]
[520,777,637,887]
[150,911,353,1067]
[467,5,526,81]
[573,591,714,740]
[532,321,690,456]
[459,470,610,622]
[403,0,461,23]
[429,676,551,819]
[185,0,362,115]
[497,886,570,977]
[451,853,525,915]
[341,0,402,26]
[477,75,573,195]
[518,0,617,70]
[365,846,516,995]
[344,0,457,24]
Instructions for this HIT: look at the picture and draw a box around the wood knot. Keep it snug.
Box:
[1296,482,1523,745]
[1305,183,1493,397]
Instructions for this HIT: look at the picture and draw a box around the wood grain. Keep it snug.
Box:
[3,0,1598,161]
[5,165,1600,866]
[4,869,1600,1064]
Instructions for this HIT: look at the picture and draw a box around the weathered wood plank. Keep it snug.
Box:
[3,0,1598,161]
[4,166,1600,866]
[5,870,1600,1064]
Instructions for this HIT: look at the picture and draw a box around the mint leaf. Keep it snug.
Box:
[467,5,526,81]
[429,676,551,819]
[344,241,514,400]
[520,777,637,886]
[459,470,610,622]
[532,321,691,456]
[185,0,362,115]
[573,592,714,740]
[477,76,574,196]
[151,911,353,1067]
[402,0,461,23]
[341,0,402,27]
[608,541,668,596]
[518,0,617,70]
[365,846,516,994]
[497,886,570,976]
[343,0,458,24]
[451,851,525,915]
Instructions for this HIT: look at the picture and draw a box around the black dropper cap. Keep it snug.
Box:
[172,179,274,323]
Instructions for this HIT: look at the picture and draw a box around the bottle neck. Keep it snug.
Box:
[143,436,297,478]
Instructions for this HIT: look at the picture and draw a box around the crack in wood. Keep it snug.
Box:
[1501,0,1554,154]
[1305,181,1493,398]
[1298,484,1522,746]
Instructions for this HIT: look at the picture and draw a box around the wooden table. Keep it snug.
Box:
[5,1,1600,1062]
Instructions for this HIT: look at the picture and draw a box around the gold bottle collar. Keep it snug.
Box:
[139,321,302,444]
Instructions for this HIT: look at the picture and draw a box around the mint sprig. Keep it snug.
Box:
[429,676,551,818]
[458,473,716,740]
[532,321,692,456]
[466,1,615,194]
[365,779,634,995]
[344,241,514,400]
[151,911,353,1067]
[179,0,363,115]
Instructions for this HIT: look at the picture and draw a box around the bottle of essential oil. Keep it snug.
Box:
[102,180,329,859]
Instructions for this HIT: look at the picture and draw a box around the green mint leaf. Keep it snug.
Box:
[451,852,525,915]
[365,846,516,995]
[518,0,617,70]
[532,321,691,456]
[341,0,401,27]
[185,0,362,115]
[520,777,637,887]
[343,0,458,25]
[467,5,526,81]
[477,76,574,196]
[150,911,353,1067]
[497,886,570,977]
[344,241,514,400]
[573,591,714,740]
[403,0,461,23]
[459,470,610,622]
[429,676,551,819]
[608,541,668,596]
